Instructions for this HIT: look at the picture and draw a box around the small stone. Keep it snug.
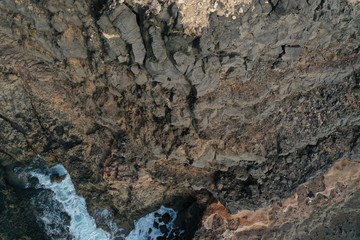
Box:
[159,224,168,234]
[135,72,148,85]
[8,74,18,81]
[117,55,128,63]
[159,212,171,224]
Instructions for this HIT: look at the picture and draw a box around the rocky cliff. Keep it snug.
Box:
[0,0,360,239]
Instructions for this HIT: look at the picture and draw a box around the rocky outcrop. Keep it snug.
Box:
[0,0,360,238]
[195,159,360,239]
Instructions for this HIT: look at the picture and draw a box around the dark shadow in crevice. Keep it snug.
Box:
[165,189,215,240]
[91,0,109,20]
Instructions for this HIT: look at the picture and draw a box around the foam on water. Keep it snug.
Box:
[126,206,181,240]
[21,161,182,240]
[29,164,112,240]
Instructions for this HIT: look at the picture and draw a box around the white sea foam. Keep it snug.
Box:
[126,206,179,240]
[29,164,112,240]
[25,162,181,240]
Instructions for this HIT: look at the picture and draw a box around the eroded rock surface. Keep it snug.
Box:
[0,0,360,238]
[195,159,360,239]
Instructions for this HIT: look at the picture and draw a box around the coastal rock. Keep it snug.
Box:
[194,160,360,239]
[0,0,360,239]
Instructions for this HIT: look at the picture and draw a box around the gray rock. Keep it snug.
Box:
[173,51,195,74]
[282,45,302,62]
[51,13,67,33]
[97,13,128,62]
[57,25,87,59]
[189,57,221,97]
[112,5,145,64]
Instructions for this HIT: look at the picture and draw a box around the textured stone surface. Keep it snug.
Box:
[0,0,360,238]
[194,159,360,239]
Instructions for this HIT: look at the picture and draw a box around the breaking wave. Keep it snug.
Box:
[9,159,182,240]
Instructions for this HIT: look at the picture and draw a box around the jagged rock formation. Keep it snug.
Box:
[196,159,360,239]
[0,0,360,239]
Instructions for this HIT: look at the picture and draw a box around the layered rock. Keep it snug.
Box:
[195,159,360,239]
[0,0,360,238]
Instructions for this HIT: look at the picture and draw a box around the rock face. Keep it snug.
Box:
[195,159,360,239]
[0,0,360,238]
